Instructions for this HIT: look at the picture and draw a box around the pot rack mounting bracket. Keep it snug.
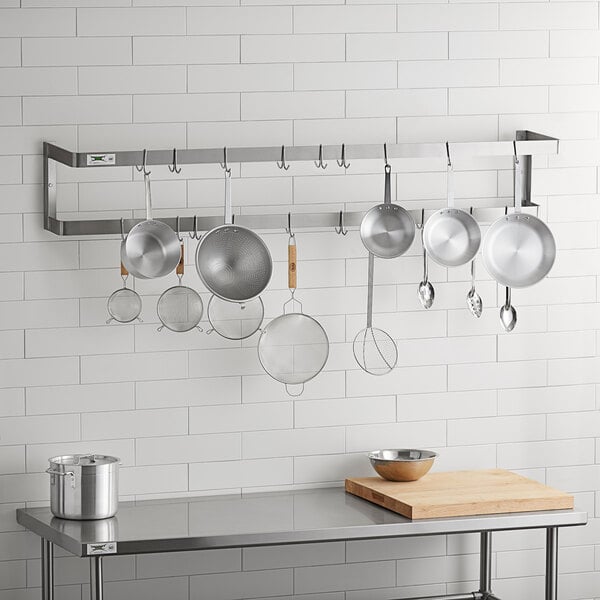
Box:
[43,130,557,237]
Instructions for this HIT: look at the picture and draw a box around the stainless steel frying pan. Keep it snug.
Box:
[423,163,481,267]
[360,164,415,259]
[482,147,556,288]
[121,173,180,280]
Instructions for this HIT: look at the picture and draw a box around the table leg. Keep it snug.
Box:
[546,527,558,600]
[479,531,492,595]
[90,556,104,600]
[41,539,54,600]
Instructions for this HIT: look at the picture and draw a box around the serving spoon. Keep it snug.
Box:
[500,286,517,332]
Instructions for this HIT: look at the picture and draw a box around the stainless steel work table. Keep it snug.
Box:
[17,487,587,600]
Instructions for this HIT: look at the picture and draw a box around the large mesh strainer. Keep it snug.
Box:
[106,263,142,324]
[195,170,272,302]
[206,295,264,340]
[157,245,204,333]
[257,234,329,396]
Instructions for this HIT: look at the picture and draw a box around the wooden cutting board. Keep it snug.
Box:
[345,469,574,520]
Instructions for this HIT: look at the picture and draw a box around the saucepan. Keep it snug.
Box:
[121,173,181,279]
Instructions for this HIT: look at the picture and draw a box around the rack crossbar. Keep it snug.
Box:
[43,130,558,237]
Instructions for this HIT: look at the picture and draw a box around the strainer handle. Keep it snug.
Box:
[176,244,184,276]
[224,169,232,224]
[288,235,297,291]
[366,252,374,329]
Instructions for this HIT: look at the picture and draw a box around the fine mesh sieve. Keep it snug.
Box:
[157,245,204,333]
[257,233,329,396]
[195,170,272,302]
[206,295,264,340]
[106,263,142,324]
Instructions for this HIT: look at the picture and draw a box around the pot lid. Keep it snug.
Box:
[48,454,119,467]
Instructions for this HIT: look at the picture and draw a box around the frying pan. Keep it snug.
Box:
[195,170,272,302]
[482,147,556,288]
[360,164,415,259]
[423,161,481,267]
[121,173,180,279]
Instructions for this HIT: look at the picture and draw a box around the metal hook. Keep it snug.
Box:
[120,217,126,241]
[335,210,348,235]
[135,149,151,176]
[513,140,519,165]
[168,148,181,174]
[220,147,231,174]
[175,216,183,242]
[189,215,198,240]
[337,143,350,169]
[277,145,290,171]
[446,141,452,168]
[418,208,425,229]
[384,143,389,167]
[314,144,327,169]
[285,212,295,237]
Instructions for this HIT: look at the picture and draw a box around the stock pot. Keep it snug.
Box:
[46,454,119,520]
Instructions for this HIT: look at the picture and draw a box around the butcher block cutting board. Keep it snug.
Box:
[345,469,574,520]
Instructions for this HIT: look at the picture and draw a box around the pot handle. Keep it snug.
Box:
[46,468,76,488]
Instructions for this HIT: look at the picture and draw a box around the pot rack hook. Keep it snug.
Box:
[168,148,181,174]
[277,145,290,171]
[189,215,198,240]
[335,210,348,235]
[135,149,151,176]
[513,140,519,165]
[285,212,295,237]
[446,141,452,169]
[175,216,183,242]
[384,142,389,167]
[220,147,231,174]
[120,217,125,241]
[418,208,426,230]
[337,143,350,170]
[314,144,327,169]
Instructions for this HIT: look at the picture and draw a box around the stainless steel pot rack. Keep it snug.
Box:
[43,130,558,237]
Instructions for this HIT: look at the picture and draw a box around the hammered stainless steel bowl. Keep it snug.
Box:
[368,449,438,482]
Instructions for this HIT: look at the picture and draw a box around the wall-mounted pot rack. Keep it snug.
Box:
[43,130,558,237]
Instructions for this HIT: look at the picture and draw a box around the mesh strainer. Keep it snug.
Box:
[195,169,272,302]
[157,245,204,333]
[106,263,142,324]
[257,234,329,396]
[353,252,398,375]
[206,295,264,340]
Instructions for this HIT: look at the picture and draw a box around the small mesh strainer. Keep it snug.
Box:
[157,245,204,333]
[106,263,142,324]
[206,295,264,340]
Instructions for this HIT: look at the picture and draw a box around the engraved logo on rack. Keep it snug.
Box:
[86,543,117,555]
[86,154,116,166]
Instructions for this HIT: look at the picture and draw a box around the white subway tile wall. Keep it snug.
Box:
[0,1,598,599]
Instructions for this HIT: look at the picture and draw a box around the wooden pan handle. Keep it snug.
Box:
[288,237,297,290]
[120,262,128,277]
[176,244,184,276]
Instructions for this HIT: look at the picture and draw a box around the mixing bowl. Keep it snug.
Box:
[368,449,438,482]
